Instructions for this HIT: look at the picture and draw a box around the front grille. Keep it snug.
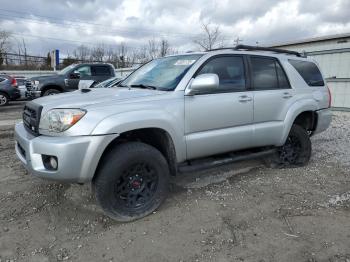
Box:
[23,102,43,136]
[25,80,33,90]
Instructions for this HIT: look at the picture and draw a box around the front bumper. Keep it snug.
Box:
[313,108,332,135]
[14,123,119,183]
[25,90,41,99]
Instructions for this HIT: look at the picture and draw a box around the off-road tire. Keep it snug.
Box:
[93,142,170,222]
[265,124,311,168]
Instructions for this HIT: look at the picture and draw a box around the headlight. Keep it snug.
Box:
[31,80,40,86]
[39,109,86,133]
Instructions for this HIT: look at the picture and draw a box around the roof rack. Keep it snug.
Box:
[208,44,305,57]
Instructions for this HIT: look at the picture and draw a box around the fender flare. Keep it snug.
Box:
[278,99,318,145]
[91,110,186,162]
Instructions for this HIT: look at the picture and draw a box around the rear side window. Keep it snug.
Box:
[250,57,290,90]
[289,60,324,86]
[197,56,246,92]
[92,66,112,76]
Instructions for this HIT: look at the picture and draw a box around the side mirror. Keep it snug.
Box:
[186,73,219,95]
[69,72,80,79]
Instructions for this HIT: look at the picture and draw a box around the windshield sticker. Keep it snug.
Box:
[174,60,196,66]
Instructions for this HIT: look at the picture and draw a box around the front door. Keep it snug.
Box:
[67,65,92,90]
[185,55,254,159]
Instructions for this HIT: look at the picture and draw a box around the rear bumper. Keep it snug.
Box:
[314,108,332,135]
[14,123,119,183]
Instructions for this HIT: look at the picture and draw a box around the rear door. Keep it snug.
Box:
[249,56,297,146]
[91,65,113,83]
[185,55,254,159]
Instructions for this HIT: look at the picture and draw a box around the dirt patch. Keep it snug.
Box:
[1,111,350,262]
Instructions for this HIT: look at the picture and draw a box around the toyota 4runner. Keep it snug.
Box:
[14,45,332,221]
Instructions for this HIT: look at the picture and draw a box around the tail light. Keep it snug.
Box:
[10,77,18,88]
[327,85,332,108]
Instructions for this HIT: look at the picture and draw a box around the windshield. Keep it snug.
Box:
[120,54,203,90]
[58,64,76,75]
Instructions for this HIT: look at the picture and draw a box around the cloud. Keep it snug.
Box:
[0,0,349,55]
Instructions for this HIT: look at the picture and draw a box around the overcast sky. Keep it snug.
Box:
[0,0,350,56]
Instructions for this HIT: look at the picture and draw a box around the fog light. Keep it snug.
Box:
[49,157,58,170]
[42,155,58,171]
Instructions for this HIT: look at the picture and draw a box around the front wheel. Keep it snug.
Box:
[93,142,170,222]
[43,89,60,96]
[266,124,311,168]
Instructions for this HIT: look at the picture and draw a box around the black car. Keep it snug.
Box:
[26,63,116,98]
[0,74,20,106]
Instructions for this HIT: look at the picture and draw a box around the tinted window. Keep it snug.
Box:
[0,77,5,83]
[75,66,91,76]
[276,62,291,89]
[197,56,246,92]
[251,57,279,90]
[289,60,324,86]
[92,66,111,76]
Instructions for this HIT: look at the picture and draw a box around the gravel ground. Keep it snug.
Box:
[0,111,350,262]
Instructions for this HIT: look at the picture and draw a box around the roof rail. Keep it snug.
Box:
[208,45,306,57]
[235,44,304,57]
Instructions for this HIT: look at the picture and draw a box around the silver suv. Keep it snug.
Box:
[14,45,332,221]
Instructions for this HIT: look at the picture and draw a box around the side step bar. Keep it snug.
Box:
[178,148,276,173]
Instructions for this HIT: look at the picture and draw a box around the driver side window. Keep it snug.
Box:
[74,66,91,76]
[197,56,246,93]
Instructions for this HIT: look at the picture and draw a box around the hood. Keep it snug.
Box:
[34,88,168,111]
[30,74,61,81]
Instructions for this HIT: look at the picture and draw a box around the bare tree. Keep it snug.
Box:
[148,38,158,59]
[0,30,12,67]
[90,44,105,62]
[193,22,222,51]
[73,45,90,62]
[159,39,169,57]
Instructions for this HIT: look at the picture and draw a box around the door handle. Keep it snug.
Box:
[238,95,252,102]
[282,92,293,99]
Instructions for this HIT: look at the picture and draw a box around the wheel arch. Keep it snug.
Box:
[41,84,63,96]
[279,100,318,145]
[93,127,179,182]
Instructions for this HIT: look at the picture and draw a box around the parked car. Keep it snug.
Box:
[0,74,20,106]
[14,76,27,99]
[15,45,332,221]
[25,63,116,98]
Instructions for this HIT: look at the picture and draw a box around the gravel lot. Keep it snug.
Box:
[0,108,350,262]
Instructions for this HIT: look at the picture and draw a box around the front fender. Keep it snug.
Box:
[91,110,186,162]
[278,99,318,145]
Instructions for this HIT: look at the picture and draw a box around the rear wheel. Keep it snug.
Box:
[0,92,9,106]
[43,89,60,96]
[266,124,311,168]
[93,142,170,222]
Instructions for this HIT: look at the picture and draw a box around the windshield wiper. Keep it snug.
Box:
[130,84,157,90]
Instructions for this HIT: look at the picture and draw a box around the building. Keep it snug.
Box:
[270,33,350,108]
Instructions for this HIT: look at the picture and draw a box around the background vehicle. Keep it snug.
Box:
[25,63,115,98]
[15,45,332,221]
[0,74,20,106]
[14,76,27,99]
